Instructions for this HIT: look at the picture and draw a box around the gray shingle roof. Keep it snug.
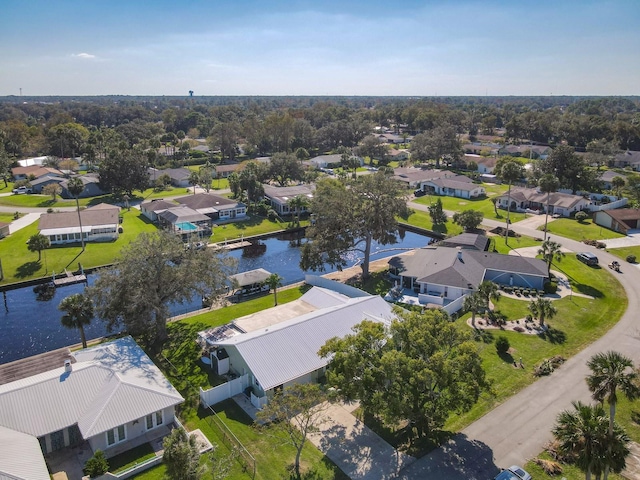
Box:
[439,233,490,251]
[158,206,210,224]
[38,203,119,230]
[500,187,586,209]
[263,184,314,203]
[175,193,242,210]
[140,199,178,213]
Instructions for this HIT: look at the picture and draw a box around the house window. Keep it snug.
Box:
[146,410,164,430]
[107,425,126,446]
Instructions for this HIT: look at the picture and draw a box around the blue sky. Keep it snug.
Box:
[1,0,638,96]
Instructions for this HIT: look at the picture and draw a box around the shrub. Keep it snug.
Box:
[513,326,525,332]
[83,450,109,478]
[495,336,510,354]
[543,281,558,294]
[575,211,589,223]
[626,254,636,263]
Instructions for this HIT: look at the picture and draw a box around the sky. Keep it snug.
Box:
[1,0,638,96]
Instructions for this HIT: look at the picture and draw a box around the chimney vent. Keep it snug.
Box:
[64,359,72,373]
[457,247,463,261]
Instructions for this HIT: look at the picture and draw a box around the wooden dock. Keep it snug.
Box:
[53,270,87,287]
[215,240,252,251]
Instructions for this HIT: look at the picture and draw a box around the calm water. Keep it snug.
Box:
[0,230,432,364]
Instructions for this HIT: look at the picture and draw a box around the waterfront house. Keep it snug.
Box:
[157,205,211,237]
[0,337,184,477]
[140,199,178,222]
[38,203,120,245]
[388,246,548,311]
[263,184,314,215]
[175,193,247,222]
[197,286,395,408]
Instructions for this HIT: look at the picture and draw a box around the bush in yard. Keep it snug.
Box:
[574,211,589,223]
[543,281,558,294]
[626,254,636,263]
[495,336,510,354]
[83,450,109,478]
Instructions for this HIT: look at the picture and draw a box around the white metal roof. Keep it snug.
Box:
[0,426,49,480]
[216,295,395,391]
[39,225,100,236]
[0,337,183,439]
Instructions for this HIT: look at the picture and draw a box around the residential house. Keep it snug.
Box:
[392,168,456,190]
[29,175,65,194]
[0,337,184,477]
[60,174,105,199]
[388,246,548,308]
[422,175,486,199]
[612,151,640,170]
[198,286,395,406]
[148,167,192,188]
[214,164,241,179]
[175,193,247,221]
[496,187,590,217]
[263,184,314,215]
[387,149,410,161]
[594,209,640,234]
[38,203,120,245]
[157,205,211,237]
[598,170,627,190]
[498,144,551,159]
[376,133,406,145]
[463,143,500,156]
[16,156,48,167]
[12,166,63,181]
[306,154,342,169]
[468,155,497,174]
[0,221,9,239]
[140,199,178,222]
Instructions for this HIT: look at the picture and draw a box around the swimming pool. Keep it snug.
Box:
[176,222,198,231]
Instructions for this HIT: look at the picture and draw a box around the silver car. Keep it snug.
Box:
[494,465,532,480]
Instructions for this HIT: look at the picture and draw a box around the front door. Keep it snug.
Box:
[50,429,65,451]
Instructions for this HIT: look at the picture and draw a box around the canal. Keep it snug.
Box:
[0,229,432,364]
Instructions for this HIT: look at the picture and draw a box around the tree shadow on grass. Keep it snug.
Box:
[537,326,567,344]
[15,260,42,278]
[36,199,56,208]
[571,282,604,298]
[630,410,640,425]
[497,351,515,364]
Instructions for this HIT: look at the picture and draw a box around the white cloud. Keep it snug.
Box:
[72,53,96,59]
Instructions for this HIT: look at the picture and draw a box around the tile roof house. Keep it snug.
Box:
[388,246,548,309]
[594,208,640,234]
[198,286,395,407]
[38,203,120,245]
[263,184,315,215]
[0,337,184,477]
[175,193,247,221]
[496,187,590,217]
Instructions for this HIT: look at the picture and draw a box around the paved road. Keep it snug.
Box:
[395,213,640,479]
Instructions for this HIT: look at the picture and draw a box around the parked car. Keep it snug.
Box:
[576,252,599,266]
[494,465,532,480]
[12,186,32,194]
[414,189,426,197]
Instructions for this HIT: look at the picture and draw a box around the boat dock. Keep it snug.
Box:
[215,240,252,251]
[52,270,87,287]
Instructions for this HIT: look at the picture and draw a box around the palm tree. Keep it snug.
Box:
[586,351,639,480]
[538,174,559,242]
[263,273,283,306]
[611,176,625,199]
[528,297,557,327]
[67,177,85,251]
[27,233,50,262]
[497,160,524,245]
[477,281,500,321]
[58,293,94,349]
[463,291,485,327]
[188,170,200,194]
[538,239,565,277]
[287,195,310,227]
[553,401,628,480]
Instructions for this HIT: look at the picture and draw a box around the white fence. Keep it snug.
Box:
[442,296,466,316]
[251,391,268,409]
[199,374,250,408]
[589,198,627,212]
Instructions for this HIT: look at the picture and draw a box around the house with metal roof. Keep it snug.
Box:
[388,246,548,309]
[0,337,184,477]
[38,203,120,245]
[175,193,246,221]
[496,187,590,218]
[199,287,395,408]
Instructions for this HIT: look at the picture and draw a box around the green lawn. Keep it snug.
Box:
[209,215,307,243]
[135,285,345,480]
[402,210,464,236]
[108,443,156,473]
[413,183,528,223]
[445,254,627,434]
[0,209,157,285]
[0,212,17,224]
[542,218,625,241]
[609,245,640,263]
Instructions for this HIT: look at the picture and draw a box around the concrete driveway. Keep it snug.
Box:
[306,402,416,480]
